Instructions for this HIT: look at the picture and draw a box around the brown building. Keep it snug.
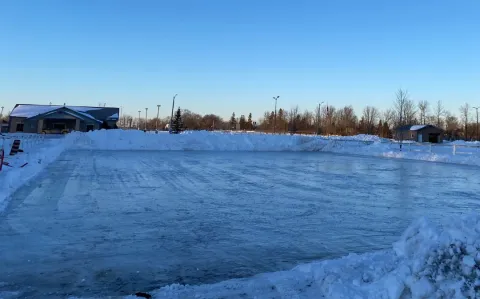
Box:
[394,125,444,143]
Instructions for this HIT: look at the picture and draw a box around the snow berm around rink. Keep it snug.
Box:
[131,214,480,299]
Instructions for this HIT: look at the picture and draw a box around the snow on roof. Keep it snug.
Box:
[410,125,428,131]
[10,104,103,118]
[107,113,119,120]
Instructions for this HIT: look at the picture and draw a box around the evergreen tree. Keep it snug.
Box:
[383,121,391,138]
[230,112,236,130]
[171,107,183,134]
[239,115,246,130]
[377,119,383,137]
[247,113,253,130]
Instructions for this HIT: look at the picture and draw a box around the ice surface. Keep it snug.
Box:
[2,130,480,211]
[1,130,480,298]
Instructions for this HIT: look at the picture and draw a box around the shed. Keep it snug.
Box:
[394,124,444,143]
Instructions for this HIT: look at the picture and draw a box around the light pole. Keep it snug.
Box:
[145,108,148,131]
[273,96,279,133]
[138,110,141,130]
[119,106,123,127]
[169,94,178,132]
[156,105,161,131]
[473,106,479,141]
[316,101,324,135]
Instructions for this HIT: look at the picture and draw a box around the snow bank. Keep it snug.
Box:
[71,130,480,167]
[126,214,480,299]
[71,129,383,151]
[0,134,75,211]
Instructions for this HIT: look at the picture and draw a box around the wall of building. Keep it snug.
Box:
[418,127,444,143]
[9,117,26,133]
[395,130,417,141]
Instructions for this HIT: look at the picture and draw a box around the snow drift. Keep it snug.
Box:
[134,214,480,299]
[70,130,480,167]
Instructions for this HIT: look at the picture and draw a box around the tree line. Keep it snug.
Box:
[117,89,478,140]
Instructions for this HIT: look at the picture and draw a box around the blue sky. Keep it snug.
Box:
[1,0,479,120]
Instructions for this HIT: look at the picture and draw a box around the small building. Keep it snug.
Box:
[8,104,119,134]
[1,120,8,133]
[394,124,444,143]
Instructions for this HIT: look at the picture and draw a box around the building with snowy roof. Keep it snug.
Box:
[8,104,119,134]
[394,124,444,143]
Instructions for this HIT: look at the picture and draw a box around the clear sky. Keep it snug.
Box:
[1,0,479,120]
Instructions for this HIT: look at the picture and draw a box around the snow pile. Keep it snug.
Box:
[0,134,75,211]
[69,130,480,167]
[392,215,480,298]
[129,215,480,299]
[70,129,384,152]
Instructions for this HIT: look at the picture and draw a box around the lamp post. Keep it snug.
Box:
[145,108,148,131]
[169,94,178,132]
[138,110,141,130]
[316,101,324,135]
[156,105,161,131]
[473,106,479,141]
[273,96,280,134]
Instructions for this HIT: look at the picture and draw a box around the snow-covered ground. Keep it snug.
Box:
[0,134,72,211]
[138,214,480,299]
[1,130,480,299]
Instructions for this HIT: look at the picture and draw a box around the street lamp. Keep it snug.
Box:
[169,94,178,132]
[145,108,148,131]
[473,106,479,141]
[316,102,324,135]
[138,110,141,130]
[273,96,280,134]
[156,105,161,131]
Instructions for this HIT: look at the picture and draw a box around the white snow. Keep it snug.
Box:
[9,104,103,118]
[0,134,72,211]
[119,214,480,299]
[107,112,119,120]
[410,125,428,131]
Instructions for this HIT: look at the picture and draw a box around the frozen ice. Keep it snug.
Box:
[1,130,480,298]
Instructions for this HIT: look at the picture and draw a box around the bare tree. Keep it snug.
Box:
[444,112,459,140]
[403,100,417,125]
[418,100,429,125]
[434,100,445,128]
[321,105,336,135]
[459,103,470,140]
[288,106,299,133]
[382,109,395,129]
[393,89,411,149]
[362,106,379,134]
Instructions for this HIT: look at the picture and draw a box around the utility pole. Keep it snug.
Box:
[273,96,280,134]
[156,105,161,131]
[138,110,141,130]
[474,106,479,141]
[169,94,178,132]
[316,102,324,135]
[145,108,148,131]
[120,106,123,127]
